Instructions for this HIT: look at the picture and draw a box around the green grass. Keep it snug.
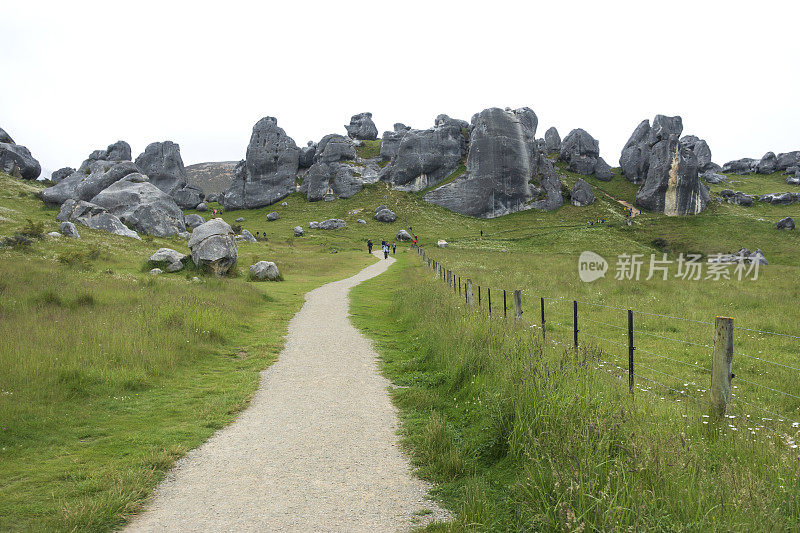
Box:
[356,139,382,160]
[351,253,800,531]
[418,162,467,196]
[0,173,375,531]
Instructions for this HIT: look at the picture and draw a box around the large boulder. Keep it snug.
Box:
[755,151,777,174]
[293,226,304,237]
[396,229,412,241]
[267,211,279,221]
[379,123,411,160]
[172,185,204,209]
[722,158,758,175]
[777,217,795,230]
[559,128,600,176]
[136,141,203,208]
[381,122,465,192]
[570,179,595,206]
[298,142,316,168]
[544,127,561,153]
[60,221,80,238]
[41,161,140,205]
[316,219,346,230]
[222,117,299,210]
[435,114,469,130]
[184,214,205,229]
[56,199,140,239]
[50,167,75,184]
[679,135,714,172]
[0,127,14,144]
[424,107,560,218]
[249,261,280,281]
[593,157,614,181]
[301,134,362,201]
[776,151,800,171]
[345,112,378,141]
[76,141,132,173]
[0,142,41,180]
[89,178,186,236]
[758,192,800,205]
[635,135,709,215]
[149,248,187,266]
[620,116,683,183]
[188,218,238,276]
[374,208,397,222]
[701,170,727,184]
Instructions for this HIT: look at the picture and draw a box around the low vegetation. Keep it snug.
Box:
[355,139,382,160]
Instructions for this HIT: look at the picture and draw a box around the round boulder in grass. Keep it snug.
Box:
[294,226,304,237]
[149,248,187,266]
[267,212,280,221]
[188,218,238,276]
[60,221,80,238]
[777,217,795,230]
[396,229,412,241]
[196,202,208,212]
[249,261,280,281]
[374,208,397,222]
[184,213,205,229]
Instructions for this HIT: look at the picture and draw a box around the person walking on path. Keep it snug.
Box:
[413,235,418,247]
[382,243,389,259]
[392,242,396,254]
[367,239,373,255]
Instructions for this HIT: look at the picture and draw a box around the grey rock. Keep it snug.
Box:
[425,107,554,218]
[0,127,14,144]
[345,112,378,140]
[76,141,132,174]
[184,214,206,229]
[776,151,800,171]
[357,219,366,224]
[709,247,768,265]
[308,221,319,229]
[722,158,758,174]
[530,155,564,211]
[0,142,41,180]
[570,179,595,206]
[188,218,238,276]
[375,205,387,213]
[635,135,709,215]
[222,117,299,210]
[235,217,244,222]
[90,180,186,236]
[178,231,191,240]
[249,261,280,281]
[701,170,727,184]
[149,248,186,264]
[298,143,317,168]
[680,135,714,172]
[150,268,163,275]
[374,208,397,222]
[316,219,346,230]
[56,199,140,239]
[51,167,76,184]
[135,141,188,197]
[435,114,469,130]
[172,185,204,209]
[316,134,357,163]
[41,161,139,205]
[166,261,184,272]
[777,217,795,230]
[281,201,288,206]
[196,202,208,212]
[47,231,61,238]
[755,151,777,174]
[267,211,279,221]
[758,192,800,205]
[544,127,561,153]
[396,229,412,241]
[293,226,304,237]
[239,229,257,242]
[727,191,754,206]
[787,173,800,185]
[593,157,613,181]
[380,123,411,161]
[381,123,465,192]
[60,221,80,238]
[620,116,684,183]
[205,193,219,203]
[559,128,600,176]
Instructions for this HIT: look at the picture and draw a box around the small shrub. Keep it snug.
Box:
[2,233,33,248]
[231,224,242,235]
[36,289,65,307]
[651,237,669,252]
[57,246,102,271]
[72,293,96,308]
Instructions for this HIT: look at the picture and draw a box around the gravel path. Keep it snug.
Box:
[124,251,449,532]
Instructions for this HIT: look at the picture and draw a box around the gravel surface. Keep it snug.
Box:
[124,252,449,532]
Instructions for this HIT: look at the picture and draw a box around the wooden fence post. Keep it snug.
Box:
[478,286,481,307]
[458,276,461,296]
[488,288,492,316]
[466,279,473,306]
[711,316,734,417]
[628,310,634,395]
[503,290,507,318]
[540,297,546,339]
[514,290,522,321]
[573,300,579,349]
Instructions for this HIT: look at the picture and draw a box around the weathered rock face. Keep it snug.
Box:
[701,170,727,184]
[298,143,316,168]
[425,107,560,218]
[396,229,412,241]
[374,208,397,222]
[435,114,469,130]
[249,261,280,281]
[90,178,186,236]
[722,158,758,174]
[50,167,75,184]
[620,116,685,183]
[41,161,140,205]
[0,127,14,144]
[316,219,346,230]
[381,123,465,192]
[135,141,188,196]
[345,112,378,140]
[593,157,614,181]
[0,142,41,180]
[544,127,561,153]
[571,178,595,206]
[238,229,257,243]
[222,117,299,210]
[293,226,304,237]
[719,189,754,206]
[758,192,800,205]
[679,135,714,172]
[267,211,279,221]
[755,151,777,174]
[184,214,205,229]
[777,217,795,230]
[635,135,710,215]
[77,141,132,173]
[56,199,140,239]
[60,221,80,238]
[559,129,600,176]
[301,135,361,201]
[188,218,238,276]
[776,151,800,171]
[379,123,411,161]
[149,248,187,266]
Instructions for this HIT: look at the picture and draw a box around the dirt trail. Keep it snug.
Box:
[124,251,448,532]
[602,191,640,217]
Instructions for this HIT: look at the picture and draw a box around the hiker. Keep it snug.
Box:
[392,242,396,254]
[480,230,483,237]
[383,242,389,259]
[367,239,373,254]
[413,235,418,246]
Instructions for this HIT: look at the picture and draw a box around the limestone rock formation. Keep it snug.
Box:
[424,107,561,218]
[41,161,139,205]
[185,161,238,195]
[0,137,41,180]
[301,134,362,201]
[50,167,75,184]
[293,226,304,237]
[544,127,561,153]
[396,229,412,241]
[60,221,80,238]
[298,142,316,168]
[267,212,279,221]
[188,218,238,275]
[777,217,795,230]
[570,179,595,206]
[722,158,758,174]
[679,135,714,172]
[345,112,378,141]
[620,115,683,183]
[0,127,14,144]
[184,214,205,229]
[149,248,187,267]
[249,261,280,281]
[755,152,777,174]
[222,117,299,210]
[379,123,411,161]
[56,199,140,239]
[635,135,710,215]
[76,141,132,174]
[90,178,186,236]
[374,208,397,222]
[559,128,600,176]
[136,141,203,208]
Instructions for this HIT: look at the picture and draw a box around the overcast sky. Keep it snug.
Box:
[2,0,799,177]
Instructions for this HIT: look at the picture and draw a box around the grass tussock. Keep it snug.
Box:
[351,254,800,531]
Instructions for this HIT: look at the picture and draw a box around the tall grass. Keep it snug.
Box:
[351,254,800,531]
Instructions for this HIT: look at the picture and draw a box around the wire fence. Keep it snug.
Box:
[415,246,800,447]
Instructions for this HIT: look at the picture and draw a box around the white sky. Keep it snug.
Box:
[2,0,799,177]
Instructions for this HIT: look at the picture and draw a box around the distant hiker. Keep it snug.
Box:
[367,239,373,254]
[383,243,389,259]
[413,235,418,246]
[480,230,483,237]
[392,242,396,254]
